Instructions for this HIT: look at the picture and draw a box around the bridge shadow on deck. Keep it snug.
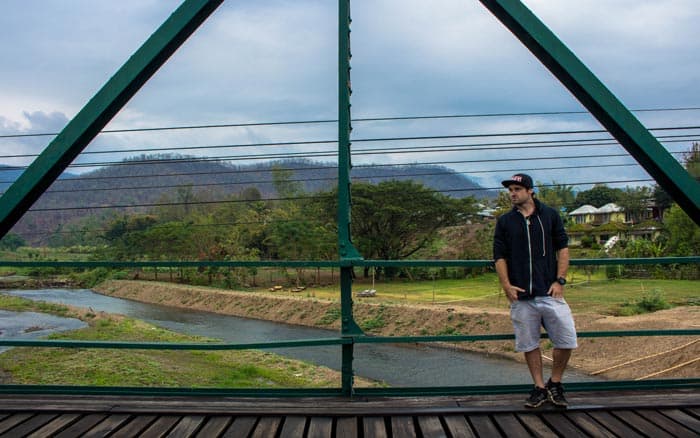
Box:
[0,389,698,437]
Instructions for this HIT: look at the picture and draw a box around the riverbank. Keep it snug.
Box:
[0,276,79,289]
[95,280,699,381]
[0,292,381,388]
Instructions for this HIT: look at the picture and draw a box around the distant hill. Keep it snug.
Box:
[2,156,495,244]
[0,165,78,192]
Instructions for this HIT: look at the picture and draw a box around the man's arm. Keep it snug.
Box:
[495,258,524,302]
[548,247,570,298]
[557,247,570,280]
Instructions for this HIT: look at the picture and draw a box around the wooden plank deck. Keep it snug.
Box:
[0,389,697,437]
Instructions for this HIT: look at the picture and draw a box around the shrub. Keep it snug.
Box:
[71,267,113,288]
[637,290,672,312]
[580,235,596,248]
[617,289,671,315]
[317,307,341,325]
[606,264,622,279]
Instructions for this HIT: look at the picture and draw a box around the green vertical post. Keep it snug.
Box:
[0,0,224,237]
[338,0,363,397]
[479,0,700,224]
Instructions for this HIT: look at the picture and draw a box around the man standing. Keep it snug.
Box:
[493,173,577,408]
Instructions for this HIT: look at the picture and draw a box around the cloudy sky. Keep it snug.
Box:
[1,0,698,191]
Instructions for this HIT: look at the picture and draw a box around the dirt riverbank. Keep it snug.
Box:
[95,280,699,381]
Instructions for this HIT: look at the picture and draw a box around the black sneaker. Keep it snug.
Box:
[546,379,568,408]
[524,386,548,408]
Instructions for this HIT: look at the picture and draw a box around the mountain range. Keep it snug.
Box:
[1,156,495,244]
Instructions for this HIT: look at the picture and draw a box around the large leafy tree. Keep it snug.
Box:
[652,184,674,220]
[661,143,700,256]
[654,142,700,220]
[663,204,700,256]
[617,185,652,224]
[312,180,477,277]
[574,184,623,208]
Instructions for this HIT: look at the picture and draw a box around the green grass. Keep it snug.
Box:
[0,294,354,388]
[289,273,698,316]
[359,304,388,331]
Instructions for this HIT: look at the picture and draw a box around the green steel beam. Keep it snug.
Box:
[338,0,363,398]
[0,379,696,398]
[3,329,696,350]
[337,0,362,263]
[0,0,224,238]
[479,0,700,225]
[0,256,697,268]
[354,256,700,268]
[0,260,342,268]
[353,379,700,397]
[0,385,346,398]
[352,329,700,345]
[0,338,349,350]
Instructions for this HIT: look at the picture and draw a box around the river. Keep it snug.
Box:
[2,288,598,386]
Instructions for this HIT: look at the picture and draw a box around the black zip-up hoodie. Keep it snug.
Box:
[493,198,568,300]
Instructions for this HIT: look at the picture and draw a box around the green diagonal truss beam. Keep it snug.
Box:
[479,0,700,224]
[0,0,224,237]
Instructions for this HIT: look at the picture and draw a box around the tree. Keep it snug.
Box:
[0,233,25,251]
[240,186,262,201]
[342,180,477,277]
[683,142,700,179]
[617,186,651,224]
[272,165,303,198]
[663,204,700,256]
[574,184,623,208]
[659,143,700,256]
[493,190,512,217]
[536,181,575,215]
[102,214,159,259]
[652,184,673,220]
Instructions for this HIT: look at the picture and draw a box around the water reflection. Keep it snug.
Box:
[0,309,86,353]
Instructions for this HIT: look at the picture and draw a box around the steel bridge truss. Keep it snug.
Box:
[0,0,698,397]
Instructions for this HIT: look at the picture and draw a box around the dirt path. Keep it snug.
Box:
[95,280,700,381]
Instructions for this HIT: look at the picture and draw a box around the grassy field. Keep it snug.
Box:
[265,272,698,316]
[0,294,364,388]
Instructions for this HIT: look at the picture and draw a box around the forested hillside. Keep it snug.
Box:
[2,156,493,245]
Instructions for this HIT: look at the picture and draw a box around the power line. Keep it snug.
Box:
[16,162,649,195]
[11,131,696,160]
[0,149,689,197]
[21,175,659,214]
[2,123,699,160]
[0,132,694,172]
[1,106,699,139]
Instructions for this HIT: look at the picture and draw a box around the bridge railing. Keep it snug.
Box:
[1,257,698,397]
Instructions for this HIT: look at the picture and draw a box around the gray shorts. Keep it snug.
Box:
[510,296,578,352]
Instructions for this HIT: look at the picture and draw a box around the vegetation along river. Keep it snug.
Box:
[5,289,599,387]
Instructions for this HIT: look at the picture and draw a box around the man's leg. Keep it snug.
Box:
[523,347,549,408]
[547,348,572,407]
[524,347,545,388]
[512,301,550,407]
[541,297,577,383]
[540,297,577,408]
[550,348,572,383]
